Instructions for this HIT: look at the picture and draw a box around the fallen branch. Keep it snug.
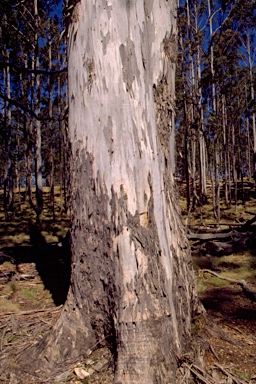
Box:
[188,229,250,241]
[214,363,249,384]
[204,223,245,227]
[202,269,256,302]
[183,363,217,384]
[0,305,62,317]
[188,231,235,240]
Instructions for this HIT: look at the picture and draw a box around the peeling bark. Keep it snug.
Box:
[18,1,198,382]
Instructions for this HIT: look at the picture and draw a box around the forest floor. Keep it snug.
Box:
[0,186,255,383]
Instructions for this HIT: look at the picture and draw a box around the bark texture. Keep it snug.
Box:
[19,1,198,382]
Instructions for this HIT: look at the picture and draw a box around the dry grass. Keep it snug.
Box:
[0,187,70,247]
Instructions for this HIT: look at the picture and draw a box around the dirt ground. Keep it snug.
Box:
[0,187,256,383]
[200,280,256,382]
[0,255,255,383]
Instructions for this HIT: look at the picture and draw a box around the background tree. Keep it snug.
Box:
[0,0,67,221]
[176,0,256,224]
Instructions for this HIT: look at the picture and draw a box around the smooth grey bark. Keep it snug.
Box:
[18,1,198,383]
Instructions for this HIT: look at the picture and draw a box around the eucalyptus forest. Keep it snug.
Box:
[0,0,255,222]
[176,0,256,220]
[0,0,67,222]
[0,0,256,383]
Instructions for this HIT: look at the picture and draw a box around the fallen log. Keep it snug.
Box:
[187,230,245,241]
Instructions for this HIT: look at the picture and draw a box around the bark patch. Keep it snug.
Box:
[119,38,140,93]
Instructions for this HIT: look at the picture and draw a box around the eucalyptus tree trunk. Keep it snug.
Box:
[222,95,229,206]
[3,48,13,220]
[232,123,238,212]
[191,126,198,209]
[19,1,198,382]
[247,117,251,180]
[195,3,207,205]
[179,32,190,211]
[184,99,191,211]
[243,33,256,173]
[207,0,216,112]
[48,37,55,219]
[186,0,198,210]
[34,0,43,220]
[23,55,33,205]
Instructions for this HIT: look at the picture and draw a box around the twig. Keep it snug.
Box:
[224,322,244,335]
[14,342,33,356]
[214,363,249,384]
[202,269,256,302]
[0,305,62,317]
[202,269,243,284]
[183,363,217,384]
[209,343,219,361]
[0,324,8,351]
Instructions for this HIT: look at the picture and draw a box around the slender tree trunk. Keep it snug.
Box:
[207,0,216,113]
[3,49,13,220]
[211,161,215,221]
[186,0,198,210]
[184,101,190,211]
[179,31,190,211]
[232,124,238,212]
[214,148,220,225]
[199,131,207,204]
[191,126,198,210]
[246,34,256,173]
[195,5,207,205]
[22,56,33,205]
[14,134,21,207]
[222,95,229,206]
[48,38,55,220]
[247,117,251,180]
[34,0,43,221]
[18,1,198,382]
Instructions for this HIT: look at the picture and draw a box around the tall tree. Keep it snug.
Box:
[18,0,198,382]
[177,0,256,222]
[34,0,43,220]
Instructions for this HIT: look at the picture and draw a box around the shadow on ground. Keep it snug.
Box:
[0,224,71,306]
[200,285,256,320]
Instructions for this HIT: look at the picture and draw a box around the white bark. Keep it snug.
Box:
[246,34,256,169]
[67,1,195,382]
[68,0,180,302]
[18,2,198,383]
[207,0,216,113]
